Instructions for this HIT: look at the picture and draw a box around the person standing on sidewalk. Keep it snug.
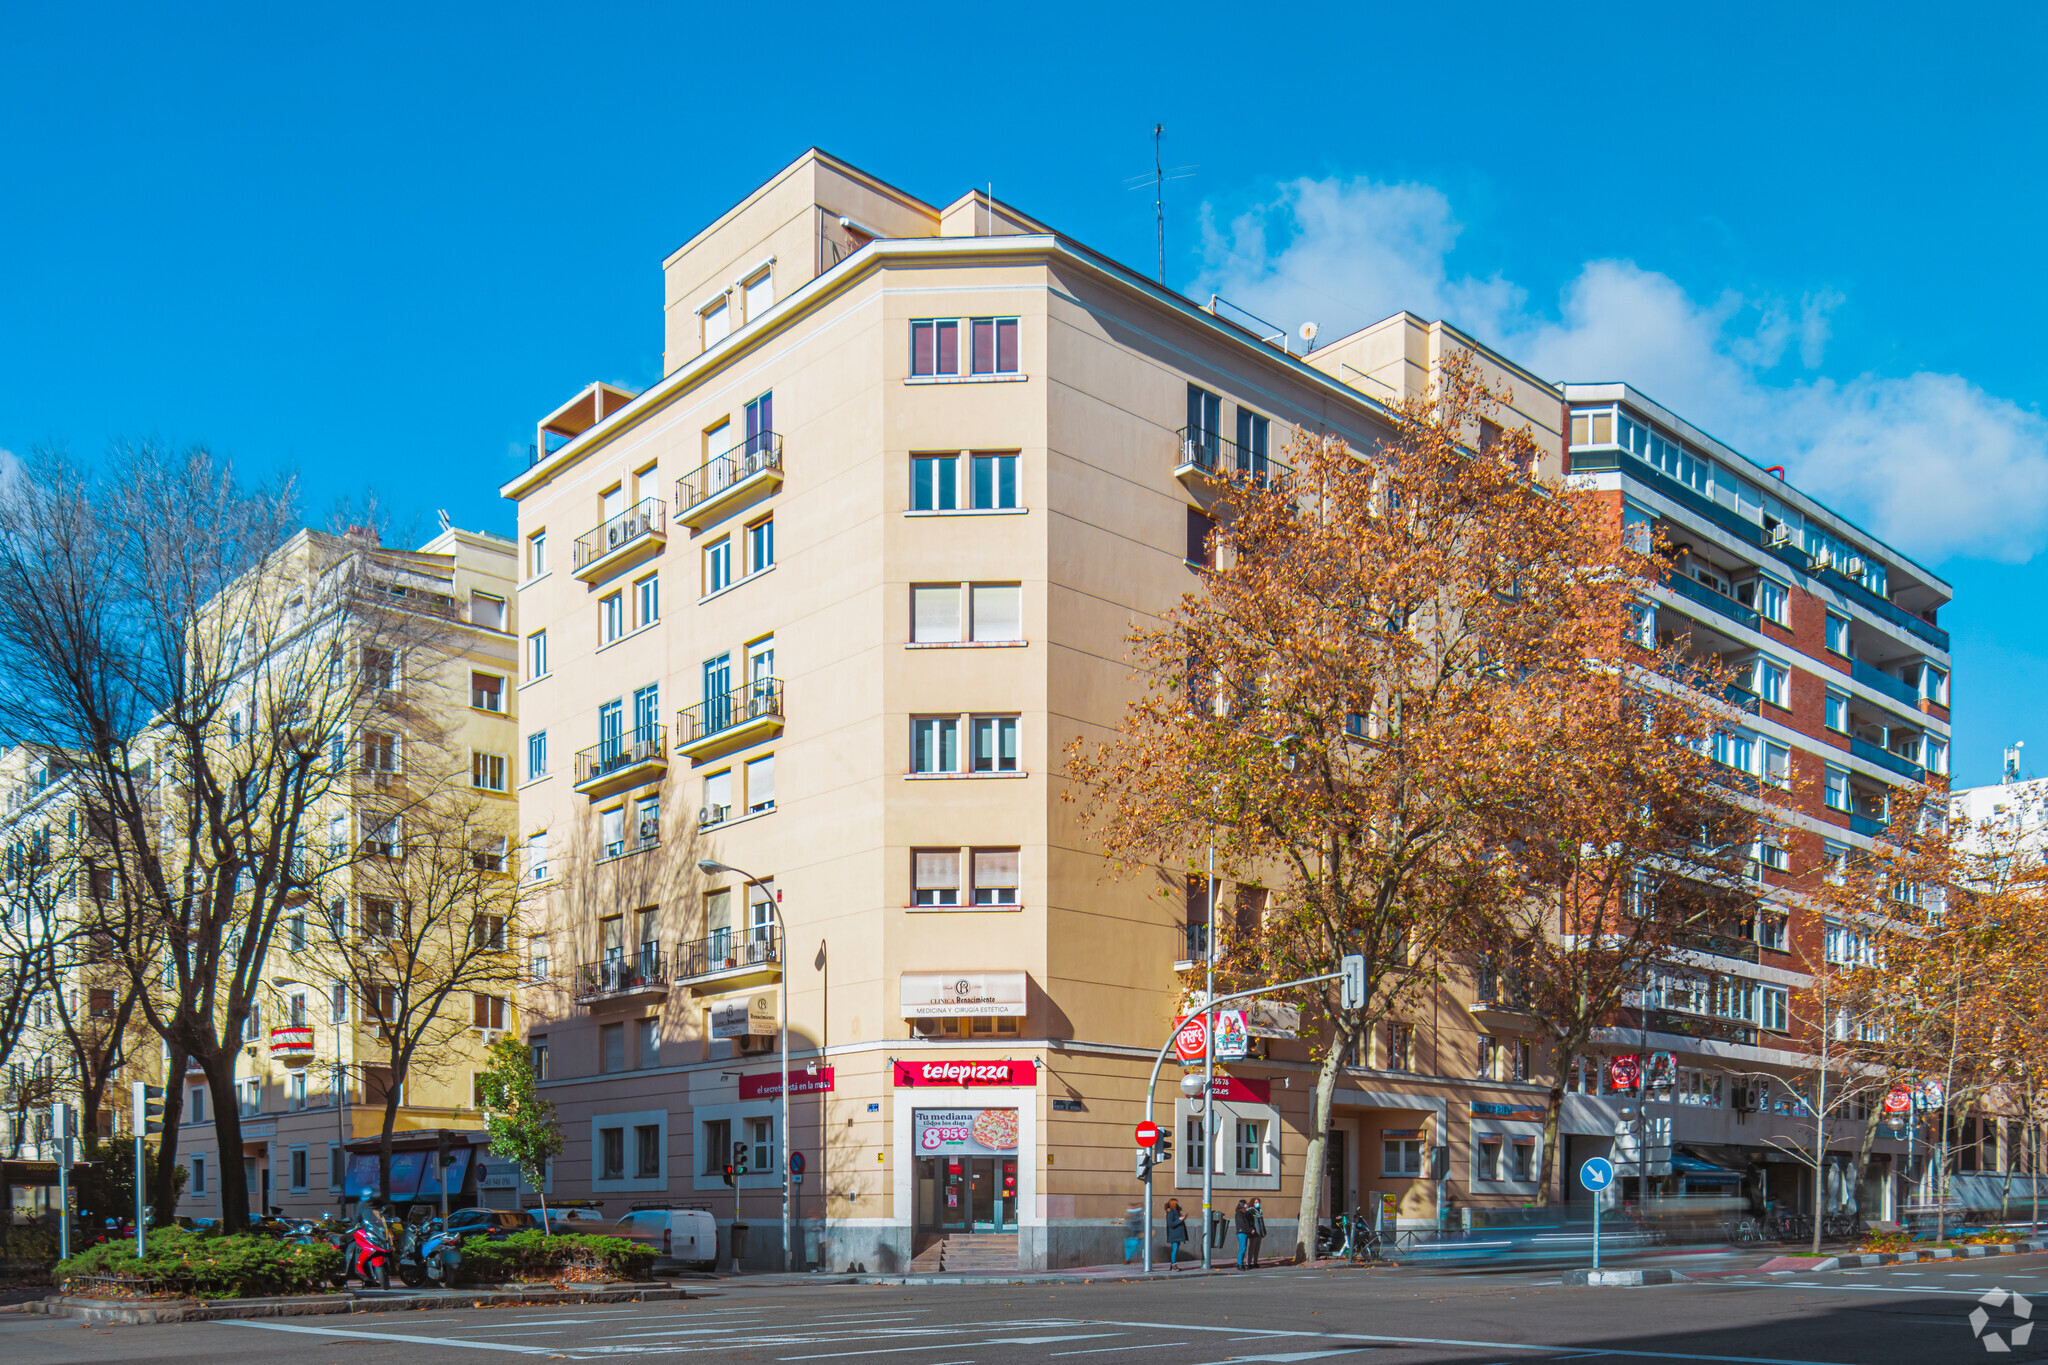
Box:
[1164,1198,1188,1269]
[1233,1200,1254,1269]
[1249,1197,1267,1268]
[1122,1204,1143,1264]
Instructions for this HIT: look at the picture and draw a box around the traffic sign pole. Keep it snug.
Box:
[1579,1157,1615,1271]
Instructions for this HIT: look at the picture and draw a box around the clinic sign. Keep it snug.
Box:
[900,972,1027,1018]
[710,994,777,1038]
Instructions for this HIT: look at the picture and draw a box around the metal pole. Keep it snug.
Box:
[134,1131,146,1258]
[54,1102,69,1261]
[1200,841,1215,1270]
[1592,1189,1601,1270]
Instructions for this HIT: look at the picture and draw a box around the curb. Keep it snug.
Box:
[32,1283,688,1325]
[1759,1239,2048,1276]
[1564,1268,1687,1287]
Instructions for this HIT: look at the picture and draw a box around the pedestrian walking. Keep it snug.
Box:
[1249,1197,1267,1267]
[1233,1200,1254,1269]
[1122,1203,1143,1264]
[1164,1198,1188,1269]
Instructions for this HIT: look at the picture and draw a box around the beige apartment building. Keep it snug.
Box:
[504,149,1578,1272]
[172,525,532,1221]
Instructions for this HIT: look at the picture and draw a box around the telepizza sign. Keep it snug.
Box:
[892,1059,1038,1087]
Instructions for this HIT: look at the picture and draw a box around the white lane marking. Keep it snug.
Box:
[1048,1344,1188,1358]
[1085,1318,1869,1365]
[774,1346,997,1362]
[1182,1353,1366,1364]
[225,1319,554,1353]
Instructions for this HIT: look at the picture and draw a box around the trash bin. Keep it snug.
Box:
[729,1221,750,1268]
[1209,1210,1228,1249]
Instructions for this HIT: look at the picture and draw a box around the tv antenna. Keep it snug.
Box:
[1124,124,1195,284]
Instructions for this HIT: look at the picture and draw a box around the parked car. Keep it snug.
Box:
[441,1207,539,1242]
[608,1208,717,1271]
[537,1207,607,1233]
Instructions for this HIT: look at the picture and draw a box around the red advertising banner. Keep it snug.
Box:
[892,1059,1038,1087]
[1209,1075,1271,1104]
[1607,1054,1642,1093]
[740,1067,835,1100]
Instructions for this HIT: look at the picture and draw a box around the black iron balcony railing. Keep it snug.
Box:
[573,498,665,572]
[678,680,781,748]
[676,927,781,981]
[574,725,666,788]
[1174,426,1284,480]
[576,946,666,999]
[676,433,782,516]
[1179,923,1210,962]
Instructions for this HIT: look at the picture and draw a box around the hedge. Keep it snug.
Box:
[55,1227,341,1299]
[455,1230,658,1285]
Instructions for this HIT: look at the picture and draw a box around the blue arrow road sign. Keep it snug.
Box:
[1579,1156,1615,1192]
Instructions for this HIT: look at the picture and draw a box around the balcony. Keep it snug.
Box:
[573,725,667,798]
[1173,922,1210,971]
[677,679,782,761]
[673,928,782,994]
[1851,736,1925,783]
[1620,1005,1758,1047]
[573,498,666,582]
[1851,657,1920,708]
[1671,927,1762,965]
[574,947,668,1005]
[1174,427,1284,487]
[1819,563,1951,653]
[1665,572,1761,631]
[676,434,782,530]
[1721,682,1760,716]
[1850,812,1888,838]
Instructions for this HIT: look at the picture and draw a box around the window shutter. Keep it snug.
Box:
[973,849,1019,890]
[912,586,963,642]
[970,584,1021,641]
[914,851,960,892]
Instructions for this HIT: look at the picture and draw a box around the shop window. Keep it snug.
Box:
[1474,1136,1504,1181]
[1382,1137,1423,1176]
[1234,1121,1264,1173]
[1511,1139,1535,1181]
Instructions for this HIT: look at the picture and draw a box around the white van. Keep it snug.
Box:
[611,1208,718,1271]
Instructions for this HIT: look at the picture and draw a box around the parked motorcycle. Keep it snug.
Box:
[344,1209,396,1290]
[396,1215,463,1287]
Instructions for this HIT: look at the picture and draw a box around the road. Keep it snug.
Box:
[5,1253,2046,1365]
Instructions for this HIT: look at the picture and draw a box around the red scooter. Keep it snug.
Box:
[345,1209,395,1289]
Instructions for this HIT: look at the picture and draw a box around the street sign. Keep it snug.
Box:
[1883,1087,1913,1114]
[1134,1121,1161,1148]
[1171,1015,1208,1063]
[1214,1010,1249,1061]
[1339,954,1365,1010]
[789,1151,805,1175]
[1579,1156,1615,1192]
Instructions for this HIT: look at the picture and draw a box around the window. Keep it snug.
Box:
[600,1023,626,1074]
[528,629,549,680]
[1757,836,1789,871]
[363,897,397,938]
[633,682,660,741]
[472,752,508,792]
[1764,742,1791,790]
[745,754,775,813]
[746,516,774,574]
[705,538,732,595]
[527,531,547,579]
[701,296,729,349]
[1754,911,1789,951]
[364,815,401,858]
[361,730,399,773]
[1475,1136,1504,1181]
[530,1035,549,1081]
[970,317,1020,375]
[752,1117,774,1173]
[1186,507,1217,568]
[1511,1140,1535,1181]
[1383,1137,1423,1176]
[527,731,547,781]
[972,848,1020,905]
[1235,408,1270,477]
[634,573,660,627]
[1826,612,1850,655]
[704,1118,731,1174]
[190,1087,206,1123]
[191,1155,207,1194]
[1921,665,1950,706]
[1187,383,1221,443]
[972,716,1019,772]
[970,453,1019,510]
[1185,1114,1207,1174]
[240,1079,261,1116]
[289,1146,308,1191]
[1825,690,1849,733]
[912,585,962,642]
[362,646,396,690]
[1824,765,1850,812]
[703,768,732,824]
[743,268,772,322]
[1758,985,1789,1032]
[288,915,306,952]
[912,717,960,773]
[527,830,550,882]
[1752,657,1789,708]
[913,850,960,906]
[911,319,960,377]
[971,584,1021,641]
[600,591,625,643]
[1383,1023,1411,1072]
[746,391,774,456]
[600,1125,626,1180]
[473,834,508,872]
[472,671,505,712]
[637,1017,660,1069]
[1630,601,1655,649]
[473,993,508,1030]
[1927,737,1949,776]
[629,1122,662,1179]
[1235,1120,1264,1173]
[912,455,958,512]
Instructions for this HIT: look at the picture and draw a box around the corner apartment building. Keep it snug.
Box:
[174,525,530,1221]
[1557,388,1951,1219]
[504,149,1584,1273]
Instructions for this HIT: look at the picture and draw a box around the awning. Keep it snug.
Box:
[1672,1147,1746,1185]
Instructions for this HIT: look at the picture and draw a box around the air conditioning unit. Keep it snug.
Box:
[1844,556,1866,576]
[698,804,728,827]
[1767,523,1793,548]
[1731,1086,1756,1113]
[737,1035,775,1055]
[747,694,772,718]
[1182,437,1203,466]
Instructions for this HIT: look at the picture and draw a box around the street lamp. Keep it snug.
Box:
[700,858,792,1273]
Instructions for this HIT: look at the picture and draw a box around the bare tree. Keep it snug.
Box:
[0,444,454,1229]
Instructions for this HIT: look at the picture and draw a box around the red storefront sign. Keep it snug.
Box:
[1208,1075,1271,1104]
[892,1059,1038,1087]
[740,1067,835,1100]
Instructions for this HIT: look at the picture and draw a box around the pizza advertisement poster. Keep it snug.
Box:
[913,1107,1020,1156]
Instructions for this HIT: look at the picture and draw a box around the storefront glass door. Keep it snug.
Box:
[918,1157,1018,1233]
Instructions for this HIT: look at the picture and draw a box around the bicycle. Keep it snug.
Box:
[1723,1214,1764,1243]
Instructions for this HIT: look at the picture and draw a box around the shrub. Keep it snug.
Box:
[0,1225,60,1266]
[1856,1230,1912,1253]
[455,1231,658,1286]
[55,1227,341,1299]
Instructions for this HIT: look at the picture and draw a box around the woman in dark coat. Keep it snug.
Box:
[1163,1198,1189,1269]
[1233,1199,1255,1268]
[1248,1197,1267,1267]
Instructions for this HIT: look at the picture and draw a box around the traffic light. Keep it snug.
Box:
[132,1082,165,1136]
[437,1128,453,1168]
[732,1140,749,1177]
[1156,1133,1173,1162]
[721,1162,735,1187]
[1135,1148,1153,1182]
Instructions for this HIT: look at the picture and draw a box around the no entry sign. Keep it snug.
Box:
[1134,1121,1161,1148]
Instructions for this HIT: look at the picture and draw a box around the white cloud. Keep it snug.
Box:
[1192,177,2048,564]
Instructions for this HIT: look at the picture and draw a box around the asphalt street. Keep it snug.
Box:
[5,1253,2047,1365]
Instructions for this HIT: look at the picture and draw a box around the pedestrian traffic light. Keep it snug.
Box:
[1135,1148,1153,1182]
[732,1140,749,1177]
[132,1082,165,1136]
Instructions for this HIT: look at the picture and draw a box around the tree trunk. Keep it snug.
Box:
[378,1083,403,1203]
[1290,1025,1353,1263]
[198,1050,251,1231]
[151,1043,187,1226]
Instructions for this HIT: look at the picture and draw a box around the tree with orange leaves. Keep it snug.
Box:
[1068,354,1744,1256]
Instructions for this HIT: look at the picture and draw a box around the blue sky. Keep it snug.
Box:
[4,4,2043,784]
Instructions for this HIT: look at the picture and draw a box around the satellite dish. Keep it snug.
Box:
[1299,321,1320,346]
